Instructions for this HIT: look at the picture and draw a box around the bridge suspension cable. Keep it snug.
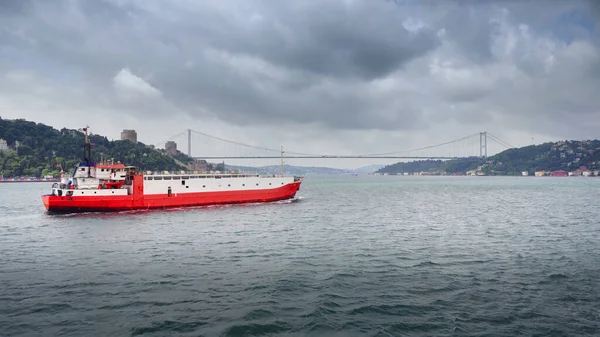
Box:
[486,132,515,149]
[361,133,482,157]
[190,130,281,154]
[190,130,336,157]
[190,129,490,158]
[154,130,188,148]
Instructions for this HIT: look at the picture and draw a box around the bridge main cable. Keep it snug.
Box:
[190,129,325,156]
[188,129,487,158]
[154,129,188,148]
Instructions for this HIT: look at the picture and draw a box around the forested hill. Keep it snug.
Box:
[376,158,483,175]
[0,118,193,177]
[377,139,600,175]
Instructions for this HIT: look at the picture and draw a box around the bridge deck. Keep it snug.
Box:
[193,156,471,159]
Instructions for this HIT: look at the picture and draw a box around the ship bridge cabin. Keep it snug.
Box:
[72,161,96,179]
[95,163,127,181]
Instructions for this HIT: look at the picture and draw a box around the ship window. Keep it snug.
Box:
[173,176,180,179]
[154,176,162,180]
[163,176,171,180]
[202,185,206,188]
[112,191,115,194]
[242,184,245,186]
[190,176,198,179]
[181,180,185,186]
[256,183,259,186]
[182,176,189,179]
[186,186,189,188]
[228,184,230,187]
[269,183,271,185]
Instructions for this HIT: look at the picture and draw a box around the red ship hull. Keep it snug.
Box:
[42,182,301,213]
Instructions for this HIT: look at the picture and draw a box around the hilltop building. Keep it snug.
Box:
[165,141,177,155]
[0,138,8,151]
[120,129,137,142]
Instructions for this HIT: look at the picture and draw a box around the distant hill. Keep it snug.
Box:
[377,140,600,175]
[351,164,385,173]
[0,118,221,177]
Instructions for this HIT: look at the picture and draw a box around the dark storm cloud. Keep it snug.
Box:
[203,0,440,80]
[0,0,33,16]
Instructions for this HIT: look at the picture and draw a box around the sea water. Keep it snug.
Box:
[1,176,599,336]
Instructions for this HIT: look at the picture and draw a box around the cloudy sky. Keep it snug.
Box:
[1,0,599,169]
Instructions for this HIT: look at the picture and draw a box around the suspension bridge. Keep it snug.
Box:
[153,129,515,162]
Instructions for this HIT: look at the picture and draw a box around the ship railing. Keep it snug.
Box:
[143,172,263,180]
[141,170,300,179]
[143,170,261,176]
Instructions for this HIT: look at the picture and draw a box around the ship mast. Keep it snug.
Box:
[83,126,91,164]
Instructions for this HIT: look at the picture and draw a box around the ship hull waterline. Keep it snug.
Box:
[42,182,301,213]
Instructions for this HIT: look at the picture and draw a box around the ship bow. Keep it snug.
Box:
[41,195,51,211]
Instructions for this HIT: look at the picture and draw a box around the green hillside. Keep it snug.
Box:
[0,118,197,177]
[377,140,600,175]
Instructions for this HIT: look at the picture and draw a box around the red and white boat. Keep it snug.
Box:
[41,127,303,213]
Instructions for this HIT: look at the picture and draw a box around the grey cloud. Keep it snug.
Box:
[1,0,599,149]
[156,59,426,131]
[473,42,600,138]
[431,3,497,64]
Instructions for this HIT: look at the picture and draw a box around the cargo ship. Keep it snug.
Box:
[41,127,303,213]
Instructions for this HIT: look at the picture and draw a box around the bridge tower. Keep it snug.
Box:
[187,129,192,157]
[479,131,487,158]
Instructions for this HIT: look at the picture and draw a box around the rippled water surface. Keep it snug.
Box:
[1,176,600,336]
